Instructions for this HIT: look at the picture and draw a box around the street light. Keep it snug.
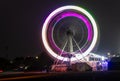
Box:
[35,56,39,59]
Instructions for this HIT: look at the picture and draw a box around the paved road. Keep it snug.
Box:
[0,71,120,81]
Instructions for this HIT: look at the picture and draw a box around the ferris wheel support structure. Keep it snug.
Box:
[41,5,98,71]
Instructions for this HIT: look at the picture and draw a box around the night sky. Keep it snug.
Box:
[0,0,120,59]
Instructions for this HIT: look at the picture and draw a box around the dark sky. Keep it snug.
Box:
[0,0,120,59]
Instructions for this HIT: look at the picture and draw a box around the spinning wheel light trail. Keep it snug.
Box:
[42,5,98,62]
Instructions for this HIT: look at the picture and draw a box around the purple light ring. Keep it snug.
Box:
[47,11,93,54]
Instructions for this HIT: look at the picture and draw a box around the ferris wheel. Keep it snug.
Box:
[42,5,98,63]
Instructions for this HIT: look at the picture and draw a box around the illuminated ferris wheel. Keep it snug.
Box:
[42,5,98,63]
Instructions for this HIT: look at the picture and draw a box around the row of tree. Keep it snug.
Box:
[0,52,53,71]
